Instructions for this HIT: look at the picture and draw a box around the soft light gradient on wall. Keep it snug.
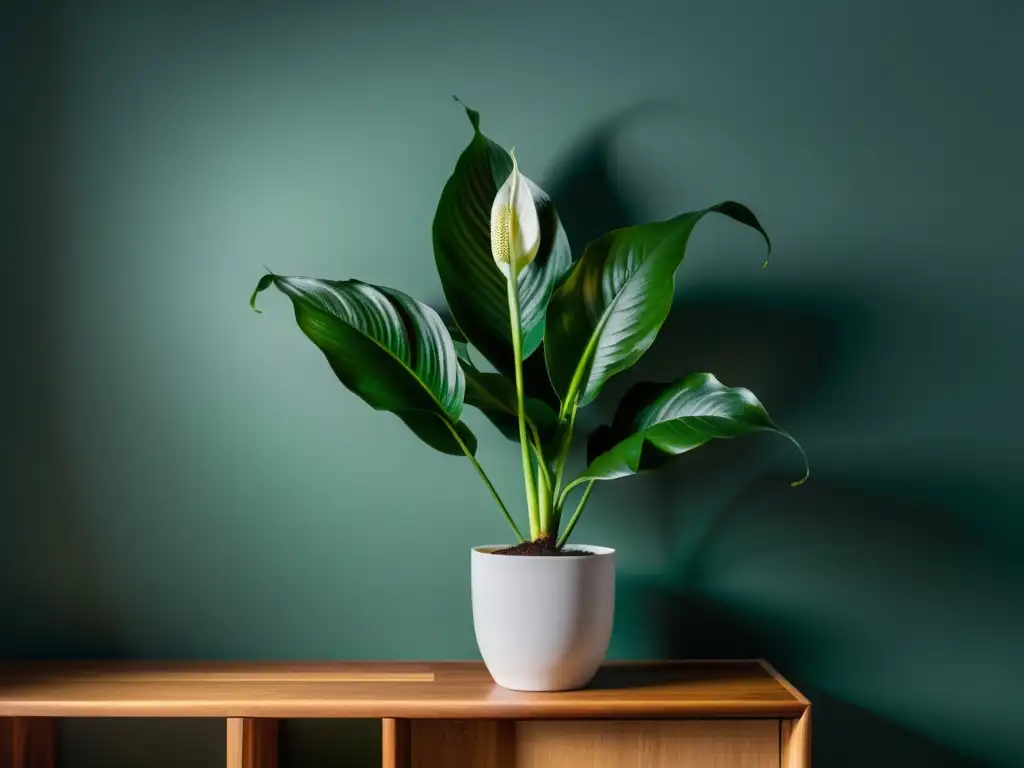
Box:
[3,1,1021,766]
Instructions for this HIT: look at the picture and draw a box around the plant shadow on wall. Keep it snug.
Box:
[532,107,1022,767]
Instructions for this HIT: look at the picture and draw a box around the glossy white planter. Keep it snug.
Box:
[470,544,616,691]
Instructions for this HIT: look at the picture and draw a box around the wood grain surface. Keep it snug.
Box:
[0,717,55,768]
[762,660,811,768]
[225,718,277,768]
[409,719,780,768]
[516,720,780,768]
[781,708,812,768]
[411,720,516,768]
[383,718,410,768]
[0,661,806,720]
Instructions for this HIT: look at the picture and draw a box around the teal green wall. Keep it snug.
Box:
[3,1,1022,766]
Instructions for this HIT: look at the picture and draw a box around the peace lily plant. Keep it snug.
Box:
[250,101,807,551]
[250,100,808,691]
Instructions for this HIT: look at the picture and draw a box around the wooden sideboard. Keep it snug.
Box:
[0,660,810,767]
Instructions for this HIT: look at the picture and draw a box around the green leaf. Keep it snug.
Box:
[446,320,472,362]
[464,365,559,449]
[433,100,572,378]
[251,274,476,456]
[443,319,558,449]
[573,373,808,491]
[397,411,478,456]
[544,201,771,407]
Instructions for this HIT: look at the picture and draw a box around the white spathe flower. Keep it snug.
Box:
[490,150,541,277]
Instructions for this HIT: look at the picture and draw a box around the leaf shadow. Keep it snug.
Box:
[614,469,1022,767]
[540,102,669,250]
[595,290,1023,766]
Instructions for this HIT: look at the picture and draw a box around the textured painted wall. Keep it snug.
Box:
[2,1,1021,766]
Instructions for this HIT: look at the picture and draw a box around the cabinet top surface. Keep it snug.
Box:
[0,660,807,719]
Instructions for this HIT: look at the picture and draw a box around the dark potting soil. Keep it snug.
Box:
[493,536,594,557]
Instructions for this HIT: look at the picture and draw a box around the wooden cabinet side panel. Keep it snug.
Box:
[410,719,779,768]
[0,718,55,768]
[225,718,278,768]
[383,718,410,768]
[781,707,811,768]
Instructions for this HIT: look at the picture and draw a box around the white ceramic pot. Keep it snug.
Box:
[470,544,616,691]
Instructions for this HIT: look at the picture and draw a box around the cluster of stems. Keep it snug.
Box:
[447,257,595,549]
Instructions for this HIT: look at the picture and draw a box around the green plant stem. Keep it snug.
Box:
[536,462,552,535]
[506,268,540,539]
[556,475,588,514]
[551,397,578,518]
[530,438,554,535]
[444,420,525,542]
[556,480,596,548]
[530,439,552,491]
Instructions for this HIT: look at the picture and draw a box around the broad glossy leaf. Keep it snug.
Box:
[576,373,808,489]
[445,317,472,361]
[250,274,476,456]
[433,102,572,377]
[545,202,770,407]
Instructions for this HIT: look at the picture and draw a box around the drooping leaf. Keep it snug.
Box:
[570,373,807,492]
[433,101,572,378]
[544,202,770,407]
[395,411,478,457]
[250,274,476,456]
